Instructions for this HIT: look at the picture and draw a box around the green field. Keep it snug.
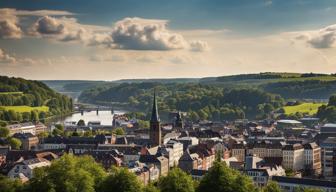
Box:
[0,105,49,113]
[0,92,23,95]
[282,103,325,115]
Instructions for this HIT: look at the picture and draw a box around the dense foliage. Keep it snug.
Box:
[202,73,336,99]
[0,154,321,192]
[27,154,106,192]
[197,161,257,192]
[263,80,336,99]
[79,83,284,120]
[158,168,195,192]
[0,76,73,122]
[317,95,336,123]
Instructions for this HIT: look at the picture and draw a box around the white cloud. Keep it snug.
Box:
[0,8,75,39]
[190,40,209,52]
[111,17,188,50]
[16,9,75,16]
[0,9,209,53]
[0,49,16,63]
[0,20,22,39]
[294,24,336,49]
[0,9,22,39]
[29,16,66,36]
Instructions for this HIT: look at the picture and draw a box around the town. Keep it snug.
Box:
[1,89,336,192]
[2,0,336,191]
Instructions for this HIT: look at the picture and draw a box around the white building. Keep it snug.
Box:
[8,158,51,181]
[7,122,47,136]
[246,165,286,187]
[303,142,321,175]
[282,144,304,171]
[165,140,184,167]
[320,137,336,177]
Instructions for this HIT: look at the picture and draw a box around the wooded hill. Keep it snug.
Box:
[0,76,73,123]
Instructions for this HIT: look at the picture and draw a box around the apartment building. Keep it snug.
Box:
[282,144,304,171]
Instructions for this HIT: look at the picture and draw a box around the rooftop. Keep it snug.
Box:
[272,176,336,188]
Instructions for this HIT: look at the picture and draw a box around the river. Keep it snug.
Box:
[61,110,127,126]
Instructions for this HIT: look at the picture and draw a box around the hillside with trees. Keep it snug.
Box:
[79,82,284,120]
[201,72,336,99]
[0,76,73,123]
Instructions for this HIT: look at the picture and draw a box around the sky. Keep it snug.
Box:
[0,0,336,80]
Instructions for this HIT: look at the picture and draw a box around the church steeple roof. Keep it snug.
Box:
[150,91,160,122]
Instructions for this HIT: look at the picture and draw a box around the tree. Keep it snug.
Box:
[143,184,160,192]
[197,161,256,192]
[22,112,30,122]
[0,175,24,192]
[137,120,150,129]
[55,124,64,131]
[9,138,22,150]
[0,127,10,138]
[31,110,39,122]
[6,110,17,121]
[113,127,125,135]
[27,154,106,192]
[77,119,85,126]
[263,181,281,192]
[328,95,336,106]
[158,168,195,192]
[98,167,143,192]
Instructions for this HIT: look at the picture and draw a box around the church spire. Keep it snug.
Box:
[150,91,160,122]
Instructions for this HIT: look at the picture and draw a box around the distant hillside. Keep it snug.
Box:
[200,72,336,99]
[51,73,336,103]
[0,76,73,123]
[43,80,107,99]
[114,78,199,84]
[79,82,284,120]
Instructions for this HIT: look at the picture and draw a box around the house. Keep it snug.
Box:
[272,176,336,192]
[139,155,169,176]
[320,137,336,177]
[276,120,303,130]
[246,141,283,159]
[231,143,246,162]
[13,133,39,151]
[86,150,123,169]
[176,137,199,150]
[189,143,215,170]
[178,150,202,173]
[8,158,51,181]
[246,165,286,187]
[7,123,36,135]
[165,140,184,167]
[245,155,263,170]
[303,142,321,175]
[97,144,141,165]
[282,144,304,171]
[7,122,47,136]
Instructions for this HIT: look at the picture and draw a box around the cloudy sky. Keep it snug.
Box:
[1,0,336,80]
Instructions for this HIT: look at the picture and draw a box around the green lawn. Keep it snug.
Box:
[0,105,49,113]
[282,102,325,115]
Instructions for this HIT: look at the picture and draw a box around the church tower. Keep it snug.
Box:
[150,91,161,146]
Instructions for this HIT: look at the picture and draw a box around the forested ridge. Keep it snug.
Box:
[79,82,284,120]
[0,76,73,123]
